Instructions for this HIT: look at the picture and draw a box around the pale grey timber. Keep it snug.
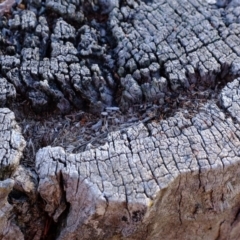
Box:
[1,0,240,112]
[36,100,240,239]
[0,108,25,239]
[1,0,240,239]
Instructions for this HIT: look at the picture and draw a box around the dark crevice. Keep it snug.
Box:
[231,208,240,226]
[50,171,70,240]
[8,189,47,240]
[215,220,225,240]
[178,193,183,225]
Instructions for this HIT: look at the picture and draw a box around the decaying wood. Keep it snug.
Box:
[0,108,25,239]
[2,0,240,239]
[35,99,240,239]
[0,108,25,179]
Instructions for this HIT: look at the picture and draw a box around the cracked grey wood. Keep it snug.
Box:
[1,0,240,113]
[220,77,240,121]
[36,100,240,239]
[0,108,26,178]
[0,108,26,240]
[0,78,16,106]
[2,0,240,239]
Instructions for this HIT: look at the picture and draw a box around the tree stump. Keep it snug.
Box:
[1,0,240,239]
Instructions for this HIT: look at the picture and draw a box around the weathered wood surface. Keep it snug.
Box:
[1,0,240,113]
[1,0,240,239]
[35,100,240,239]
[0,108,25,179]
[0,108,25,239]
